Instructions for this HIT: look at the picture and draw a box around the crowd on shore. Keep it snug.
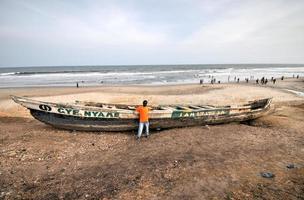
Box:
[199,74,301,85]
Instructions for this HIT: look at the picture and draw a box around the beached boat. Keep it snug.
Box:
[11,96,272,132]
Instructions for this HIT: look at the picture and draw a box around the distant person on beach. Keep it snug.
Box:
[281,76,284,80]
[297,75,299,79]
[237,78,240,83]
[76,82,79,88]
[256,79,259,84]
[136,100,149,140]
[273,78,276,84]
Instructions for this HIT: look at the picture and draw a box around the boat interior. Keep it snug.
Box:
[75,101,225,111]
[74,98,270,111]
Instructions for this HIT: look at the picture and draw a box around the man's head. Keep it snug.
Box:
[143,100,148,107]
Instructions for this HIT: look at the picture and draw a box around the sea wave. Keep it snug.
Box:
[1,66,303,77]
[0,65,303,88]
[0,71,103,76]
[0,69,202,77]
[0,72,18,76]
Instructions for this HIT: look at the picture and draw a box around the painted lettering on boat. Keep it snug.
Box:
[39,104,52,112]
[171,109,229,118]
[171,111,197,118]
[57,107,119,118]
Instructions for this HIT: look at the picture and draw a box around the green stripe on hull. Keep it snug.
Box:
[171,109,230,119]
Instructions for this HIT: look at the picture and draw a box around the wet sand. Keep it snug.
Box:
[0,78,303,199]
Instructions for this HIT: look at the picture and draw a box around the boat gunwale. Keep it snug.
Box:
[11,95,272,116]
[31,103,271,120]
[28,104,272,131]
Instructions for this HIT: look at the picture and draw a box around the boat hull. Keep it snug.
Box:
[11,95,272,132]
[30,106,270,131]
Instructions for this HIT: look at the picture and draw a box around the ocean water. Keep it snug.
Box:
[0,64,303,88]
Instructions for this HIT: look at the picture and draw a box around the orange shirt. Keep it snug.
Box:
[136,106,149,122]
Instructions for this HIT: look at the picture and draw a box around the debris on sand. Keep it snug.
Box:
[260,172,275,178]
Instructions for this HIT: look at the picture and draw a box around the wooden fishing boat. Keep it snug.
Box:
[11,96,272,132]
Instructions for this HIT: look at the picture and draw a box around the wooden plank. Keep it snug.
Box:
[159,106,175,110]
[127,106,136,110]
[198,105,215,109]
[189,105,202,109]
[176,106,191,110]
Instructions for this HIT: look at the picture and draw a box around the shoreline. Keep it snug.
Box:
[0,77,302,99]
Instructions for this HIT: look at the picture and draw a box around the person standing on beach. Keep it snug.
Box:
[136,100,150,140]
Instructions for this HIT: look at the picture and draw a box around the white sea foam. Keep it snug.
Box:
[0,65,303,88]
[0,72,17,76]
[285,89,304,97]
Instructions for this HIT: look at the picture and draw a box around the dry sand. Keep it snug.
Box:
[0,78,303,199]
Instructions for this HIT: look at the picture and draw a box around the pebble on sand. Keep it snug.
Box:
[260,172,275,178]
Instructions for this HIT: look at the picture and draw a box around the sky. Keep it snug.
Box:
[0,0,304,67]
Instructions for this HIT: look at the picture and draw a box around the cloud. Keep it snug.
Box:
[183,1,303,45]
[56,7,167,47]
[0,0,304,66]
[1,0,168,47]
[179,0,304,63]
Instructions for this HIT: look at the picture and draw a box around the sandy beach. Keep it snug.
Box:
[0,78,304,199]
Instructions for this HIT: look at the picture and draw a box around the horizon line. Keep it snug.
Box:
[1,63,304,68]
